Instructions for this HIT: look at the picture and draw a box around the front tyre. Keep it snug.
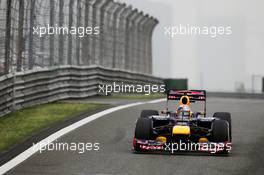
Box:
[211,120,230,154]
[135,118,152,140]
[211,120,229,142]
[213,112,232,141]
[134,118,153,152]
[140,110,159,118]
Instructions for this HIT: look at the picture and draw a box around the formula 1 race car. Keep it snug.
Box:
[132,90,232,154]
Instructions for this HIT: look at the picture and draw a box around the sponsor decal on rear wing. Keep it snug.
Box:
[167,90,206,101]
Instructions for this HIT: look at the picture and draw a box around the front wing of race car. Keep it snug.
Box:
[133,137,232,154]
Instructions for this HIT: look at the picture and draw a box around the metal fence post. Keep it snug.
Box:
[91,0,104,65]
[118,6,132,70]
[82,0,91,65]
[76,0,81,65]
[147,18,158,74]
[262,77,264,93]
[58,0,64,65]
[67,0,74,65]
[124,7,134,71]
[137,15,148,73]
[16,0,24,72]
[4,0,12,74]
[87,0,98,65]
[142,17,151,74]
[28,0,36,70]
[49,0,55,66]
[132,12,143,72]
[99,0,111,67]
[112,3,126,69]
[101,0,114,67]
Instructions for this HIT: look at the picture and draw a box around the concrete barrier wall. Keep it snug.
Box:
[207,92,264,99]
[0,66,163,117]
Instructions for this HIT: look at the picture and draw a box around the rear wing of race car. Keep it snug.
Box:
[166,90,207,114]
[167,90,206,102]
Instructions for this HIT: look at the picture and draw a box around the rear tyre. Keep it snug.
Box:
[140,110,159,118]
[134,118,153,152]
[213,112,232,141]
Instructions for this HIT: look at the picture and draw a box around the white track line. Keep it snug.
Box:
[0,98,166,174]
[145,98,166,104]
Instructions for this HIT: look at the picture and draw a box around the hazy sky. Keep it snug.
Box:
[120,0,264,92]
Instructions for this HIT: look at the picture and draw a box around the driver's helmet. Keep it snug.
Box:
[177,105,192,118]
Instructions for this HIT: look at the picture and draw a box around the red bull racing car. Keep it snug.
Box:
[132,90,232,154]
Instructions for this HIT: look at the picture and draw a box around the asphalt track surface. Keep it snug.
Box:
[4,97,264,175]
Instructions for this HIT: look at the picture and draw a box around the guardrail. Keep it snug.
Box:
[207,92,264,99]
[0,66,163,117]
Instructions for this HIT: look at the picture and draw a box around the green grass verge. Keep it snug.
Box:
[0,102,106,153]
[103,93,166,99]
